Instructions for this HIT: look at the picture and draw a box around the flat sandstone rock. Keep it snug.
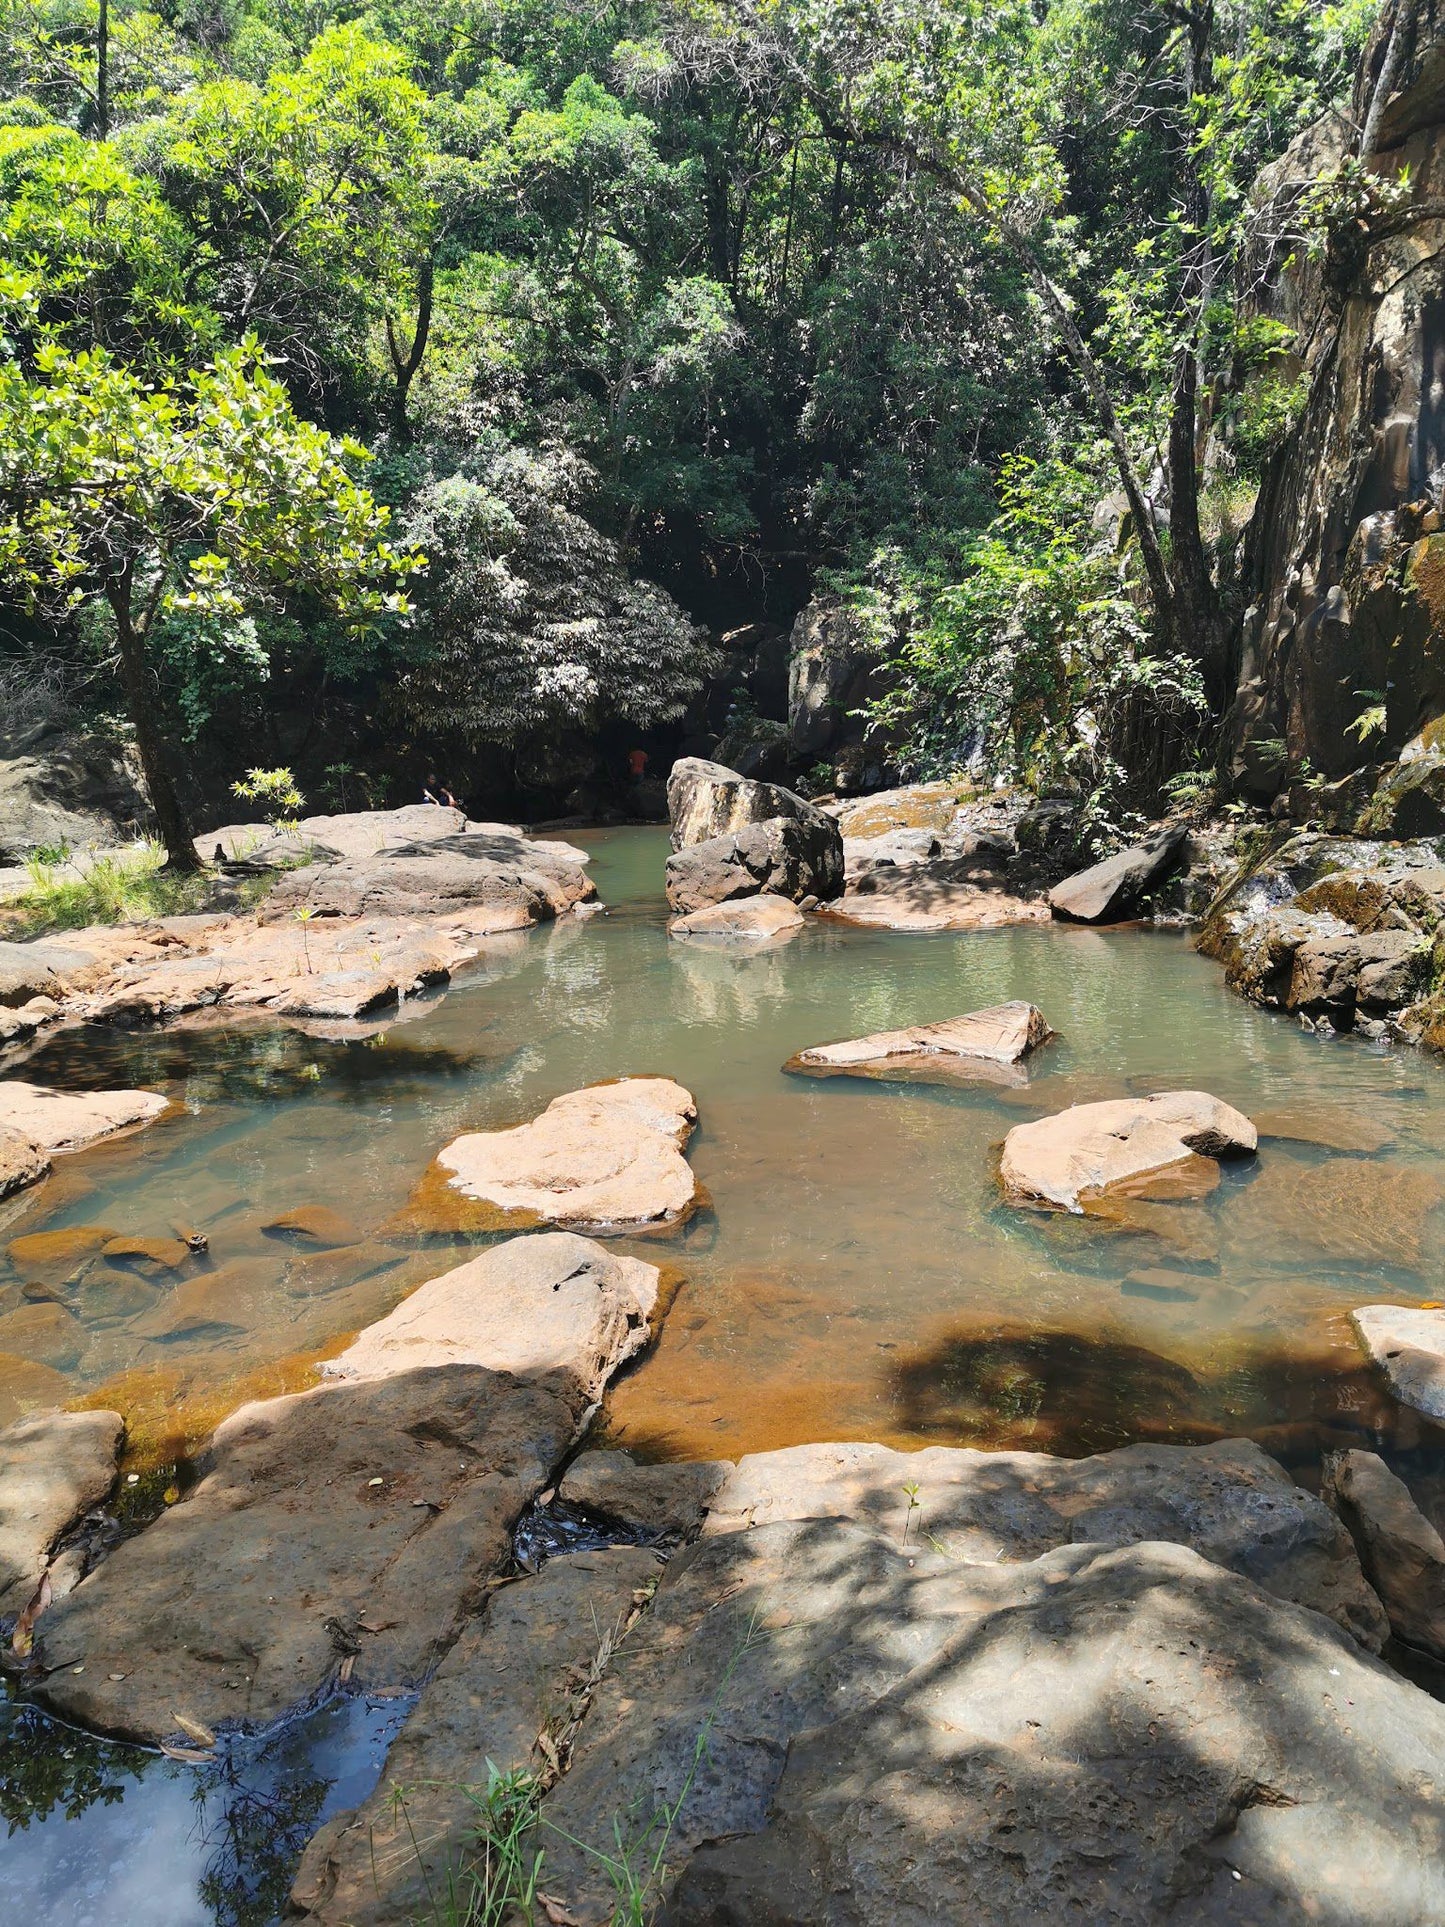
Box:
[1352,1305,1445,1423]
[1000,1090,1257,1211]
[414,1077,700,1233]
[785,1000,1053,1084]
[0,1080,170,1155]
[668,897,805,943]
[823,861,1049,932]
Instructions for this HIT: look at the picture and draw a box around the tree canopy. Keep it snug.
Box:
[0,0,1391,834]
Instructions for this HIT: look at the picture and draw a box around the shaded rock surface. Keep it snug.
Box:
[701,1438,1384,1645]
[1048,824,1188,923]
[668,896,805,944]
[665,815,844,915]
[0,1409,122,1616]
[33,1233,662,1744]
[785,1001,1053,1085]
[196,803,473,866]
[1324,1448,1445,1658]
[658,1539,1443,1927]
[1000,1091,1258,1212]
[291,1547,661,1927]
[558,1450,731,1540]
[822,858,1048,932]
[1351,1304,1445,1422]
[412,1079,700,1234]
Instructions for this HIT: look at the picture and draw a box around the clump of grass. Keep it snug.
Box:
[1,841,270,937]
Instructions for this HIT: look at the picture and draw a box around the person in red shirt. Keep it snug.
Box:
[626,748,648,783]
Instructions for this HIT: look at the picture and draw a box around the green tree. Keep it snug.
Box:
[0,339,417,867]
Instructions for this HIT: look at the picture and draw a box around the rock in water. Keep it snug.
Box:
[785,1001,1053,1085]
[412,1077,700,1233]
[668,897,805,944]
[1323,1449,1445,1659]
[261,828,593,922]
[667,757,830,852]
[1048,823,1188,922]
[0,1409,122,1615]
[822,860,1049,931]
[33,1233,662,1744]
[0,1080,170,1155]
[664,815,844,914]
[322,1232,659,1401]
[1351,1305,1445,1422]
[1000,1090,1257,1211]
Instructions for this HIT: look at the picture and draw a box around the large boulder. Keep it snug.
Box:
[784,1001,1054,1086]
[701,1437,1385,1646]
[664,815,844,915]
[33,1232,663,1744]
[1048,824,1188,923]
[0,1409,123,1617]
[1351,1304,1445,1422]
[196,803,472,866]
[1000,1091,1258,1212]
[405,1078,701,1234]
[0,725,148,862]
[1323,1449,1445,1658]
[667,757,829,852]
[786,597,880,757]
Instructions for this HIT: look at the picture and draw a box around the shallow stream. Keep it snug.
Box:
[5,825,1445,1919]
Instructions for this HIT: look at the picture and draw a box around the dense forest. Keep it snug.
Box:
[0,0,1388,862]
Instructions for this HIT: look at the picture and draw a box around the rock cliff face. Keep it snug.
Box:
[1226,5,1445,806]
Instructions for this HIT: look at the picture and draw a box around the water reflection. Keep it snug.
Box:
[0,1688,412,1926]
[2,828,1444,1473]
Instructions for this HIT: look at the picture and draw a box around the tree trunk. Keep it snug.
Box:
[386,256,434,447]
[109,587,200,872]
[95,0,109,139]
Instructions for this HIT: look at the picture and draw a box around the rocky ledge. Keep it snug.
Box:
[1000,1090,1259,1212]
[0,1079,173,1201]
[24,1232,661,1745]
[0,808,595,1056]
[290,1435,1428,1927]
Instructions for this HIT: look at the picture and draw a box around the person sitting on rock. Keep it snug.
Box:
[423,775,460,809]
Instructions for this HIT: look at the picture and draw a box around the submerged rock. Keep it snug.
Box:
[1323,1448,1445,1659]
[0,1409,122,1616]
[664,814,844,915]
[411,1078,701,1234]
[999,1091,1257,1212]
[1238,1158,1444,1268]
[33,1232,663,1744]
[1048,823,1188,923]
[785,1001,1054,1085]
[668,896,806,944]
[1351,1304,1445,1422]
[261,1206,360,1249]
